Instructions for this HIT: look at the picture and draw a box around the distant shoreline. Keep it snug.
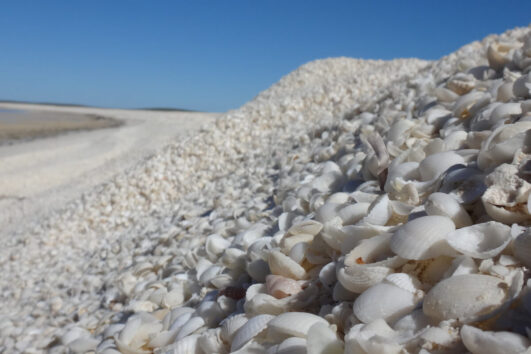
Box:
[0,99,199,112]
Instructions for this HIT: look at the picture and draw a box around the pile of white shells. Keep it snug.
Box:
[2,26,531,353]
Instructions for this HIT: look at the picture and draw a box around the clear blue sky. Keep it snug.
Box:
[1,1,530,112]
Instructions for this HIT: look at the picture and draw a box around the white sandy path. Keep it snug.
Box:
[0,102,217,236]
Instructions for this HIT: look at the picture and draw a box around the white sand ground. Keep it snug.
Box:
[0,102,217,237]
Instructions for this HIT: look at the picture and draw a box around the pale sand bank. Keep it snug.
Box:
[0,108,121,145]
[0,102,218,236]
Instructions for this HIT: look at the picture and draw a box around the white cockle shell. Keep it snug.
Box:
[353,273,424,324]
[220,314,248,343]
[390,215,456,260]
[446,221,511,259]
[418,151,465,181]
[423,274,509,322]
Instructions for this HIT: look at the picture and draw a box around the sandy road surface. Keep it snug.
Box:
[0,102,217,236]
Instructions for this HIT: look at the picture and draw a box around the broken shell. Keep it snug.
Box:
[446,221,511,259]
[231,314,274,352]
[481,163,531,224]
[513,229,531,268]
[220,314,248,343]
[513,72,531,99]
[267,312,328,341]
[460,325,530,354]
[487,41,521,71]
[425,192,472,228]
[338,234,406,293]
[423,274,509,322]
[390,215,456,260]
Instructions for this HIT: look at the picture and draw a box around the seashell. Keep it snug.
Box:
[158,334,200,354]
[489,102,522,126]
[220,314,248,343]
[288,242,309,263]
[205,234,231,260]
[446,221,511,259]
[67,337,99,353]
[418,151,465,181]
[268,250,307,280]
[61,327,92,345]
[338,234,406,293]
[460,325,530,354]
[221,247,246,270]
[425,192,472,228]
[487,41,521,71]
[446,73,476,95]
[196,301,224,327]
[176,316,205,340]
[497,82,515,102]
[513,72,531,99]
[326,192,350,204]
[453,91,490,119]
[513,229,531,268]
[199,265,224,286]
[362,194,392,225]
[231,314,274,352]
[281,233,314,253]
[443,255,478,277]
[147,329,179,349]
[287,219,323,236]
[319,261,337,288]
[434,87,459,102]
[276,337,307,354]
[197,328,226,354]
[244,293,291,316]
[477,121,531,171]
[246,259,270,282]
[439,166,486,204]
[267,312,328,341]
[315,202,342,223]
[390,215,456,260]
[266,275,303,299]
[423,274,509,322]
[310,171,345,193]
[345,320,402,354]
[307,322,344,354]
[337,202,370,225]
[353,273,424,324]
[364,131,390,177]
[400,256,454,286]
[481,163,531,223]
[393,309,433,337]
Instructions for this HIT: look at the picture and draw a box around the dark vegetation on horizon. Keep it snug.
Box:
[0,99,198,112]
